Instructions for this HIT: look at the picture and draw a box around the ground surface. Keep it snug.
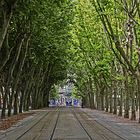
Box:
[0,112,34,130]
[0,107,140,140]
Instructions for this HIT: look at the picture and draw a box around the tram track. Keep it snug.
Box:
[74,108,128,140]
[0,111,48,140]
[82,110,128,140]
[15,110,53,140]
[71,108,93,140]
[17,108,60,140]
[0,108,59,140]
[0,107,131,140]
[27,108,60,140]
[25,112,53,140]
[49,107,92,140]
[49,108,60,140]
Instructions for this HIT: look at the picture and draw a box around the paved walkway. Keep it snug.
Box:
[0,107,140,140]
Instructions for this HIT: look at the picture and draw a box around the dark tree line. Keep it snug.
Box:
[0,0,75,118]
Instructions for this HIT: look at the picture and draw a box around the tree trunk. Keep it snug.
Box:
[8,91,13,117]
[46,93,50,107]
[36,87,43,109]
[135,92,138,111]
[123,69,129,118]
[13,90,19,115]
[90,92,95,109]
[7,37,24,117]
[87,91,92,109]
[19,90,24,113]
[1,86,9,119]
[43,92,50,108]
[124,93,130,118]
[26,93,31,111]
[31,87,36,109]
[97,93,101,110]
[101,92,104,111]
[109,92,113,113]
[19,81,30,113]
[0,86,3,109]
[0,93,1,109]
[130,76,136,120]
[105,88,109,112]
[0,0,18,50]
[12,36,30,114]
[0,34,14,72]
[118,89,123,116]
[23,82,32,111]
[131,97,136,120]
[137,78,140,123]
[1,94,7,119]
[89,78,96,109]
[113,91,117,114]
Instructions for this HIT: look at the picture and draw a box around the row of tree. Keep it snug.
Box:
[1,0,140,124]
[0,0,74,118]
[69,0,140,122]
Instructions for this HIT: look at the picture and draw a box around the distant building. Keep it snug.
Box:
[49,81,81,107]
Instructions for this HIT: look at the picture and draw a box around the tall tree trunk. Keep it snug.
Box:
[118,88,123,116]
[0,93,1,109]
[105,88,109,112]
[2,72,12,118]
[89,78,95,109]
[137,78,140,123]
[109,87,113,113]
[36,87,43,109]
[90,92,95,109]
[0,34,14,71]
[7,36,24,116]
[0,0,18,50]
[1,95,7,118]
[1,86,9,119]
[8,91,13,117]
[0,86,3,109]
[23,80,33,111]
[123,68,130,118]
[19,83,29,113]
[31,87,36,109]
[19,90,24,113]
[97,93,101,110]
[12,36,29,115]
[13,88,20,115]
[130,76,136,120]
[113,90,117,114]
[87,91,92,109]
[45,93,50,107]
[101,92,104,111]
[124,93,130,118]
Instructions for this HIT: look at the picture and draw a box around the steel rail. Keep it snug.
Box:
[15,111,51,140]
[0,111,46,140]
[78,109,128,140]
[15,108,59,140]
[71,108,93,140]
[49,108,60,140]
